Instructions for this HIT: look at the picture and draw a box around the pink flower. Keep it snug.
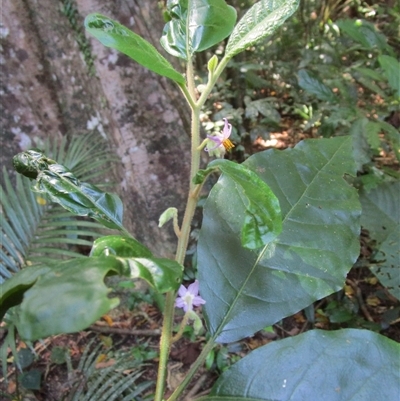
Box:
[205,118,235,157]
[175,280,206,312]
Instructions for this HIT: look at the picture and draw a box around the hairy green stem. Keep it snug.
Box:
[154,290,176,401]
[155,52,233,401]
[155,57,203,401]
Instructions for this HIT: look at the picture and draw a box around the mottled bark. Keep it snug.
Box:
[1,0,191,257]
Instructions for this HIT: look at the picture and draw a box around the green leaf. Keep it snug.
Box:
[0,265,51,319]
[160,0,237,60]
[198,137,360,343]
[19,369,42,390]
[13,150,125,231]
[244,98,281,124]
[117,256,183,293]
[378,55,400,98]
[225,0,299,59]
[0,255,182,340]
[1,257,126,340]
[298,69,336,102]
[206,159,282,249]
[337,19,389,51]
[360,181,399,243]
[198,329,400,401]
[365,121,382,151]
[373,229,400,300]
[349,117,372,169]
[84,13,185,85]
[90,235,152,258]
[360,181,400,300]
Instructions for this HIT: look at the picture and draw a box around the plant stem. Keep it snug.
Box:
[155,57,203,401]
[154,291,176,401]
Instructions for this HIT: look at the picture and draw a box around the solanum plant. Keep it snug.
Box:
[1,1,399,400]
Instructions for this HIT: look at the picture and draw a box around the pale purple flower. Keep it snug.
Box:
[205,118,235,157]
[175,280,206,312]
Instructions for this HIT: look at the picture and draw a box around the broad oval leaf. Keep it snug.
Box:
[198,137,361,343]
[13,150,124,231]
[199,329,400,401]
[225,0,299,59]
[160,0,237,60]
[90,235,152,258]
[84,13,185,85]
[206,159,282,249]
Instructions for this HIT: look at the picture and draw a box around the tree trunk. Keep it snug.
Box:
[1,0,191,257]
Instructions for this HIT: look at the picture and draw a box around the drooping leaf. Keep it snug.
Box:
[90,235,152,258]
[378,55,400,97]
[117,256,183,294]
[160,0,237,60]
[0,254,182,340]
[298,69,336,102]
[84,13,185,85]
[13,150,125,231]
[0,257,127,340]
[198,137,361,343]
[225,0,299,59]
[198,329,400,401]
[202,159,282,249]
[360,181,400,300]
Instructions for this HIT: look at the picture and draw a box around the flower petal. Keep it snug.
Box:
[187,280,199,296]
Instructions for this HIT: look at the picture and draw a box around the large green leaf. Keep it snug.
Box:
[360,181,400,300]
[160,0,237,60]
[379,55,400,97]
[0,255,182,340]
[225,0,299,59]
[84,13,185,85]
[13,150,125,231]
[198,329,400,401]
[198,137,361,343]
[197,159,282,249]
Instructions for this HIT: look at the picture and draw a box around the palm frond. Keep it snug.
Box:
[66,341,153,401]
[0,133,119,283]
